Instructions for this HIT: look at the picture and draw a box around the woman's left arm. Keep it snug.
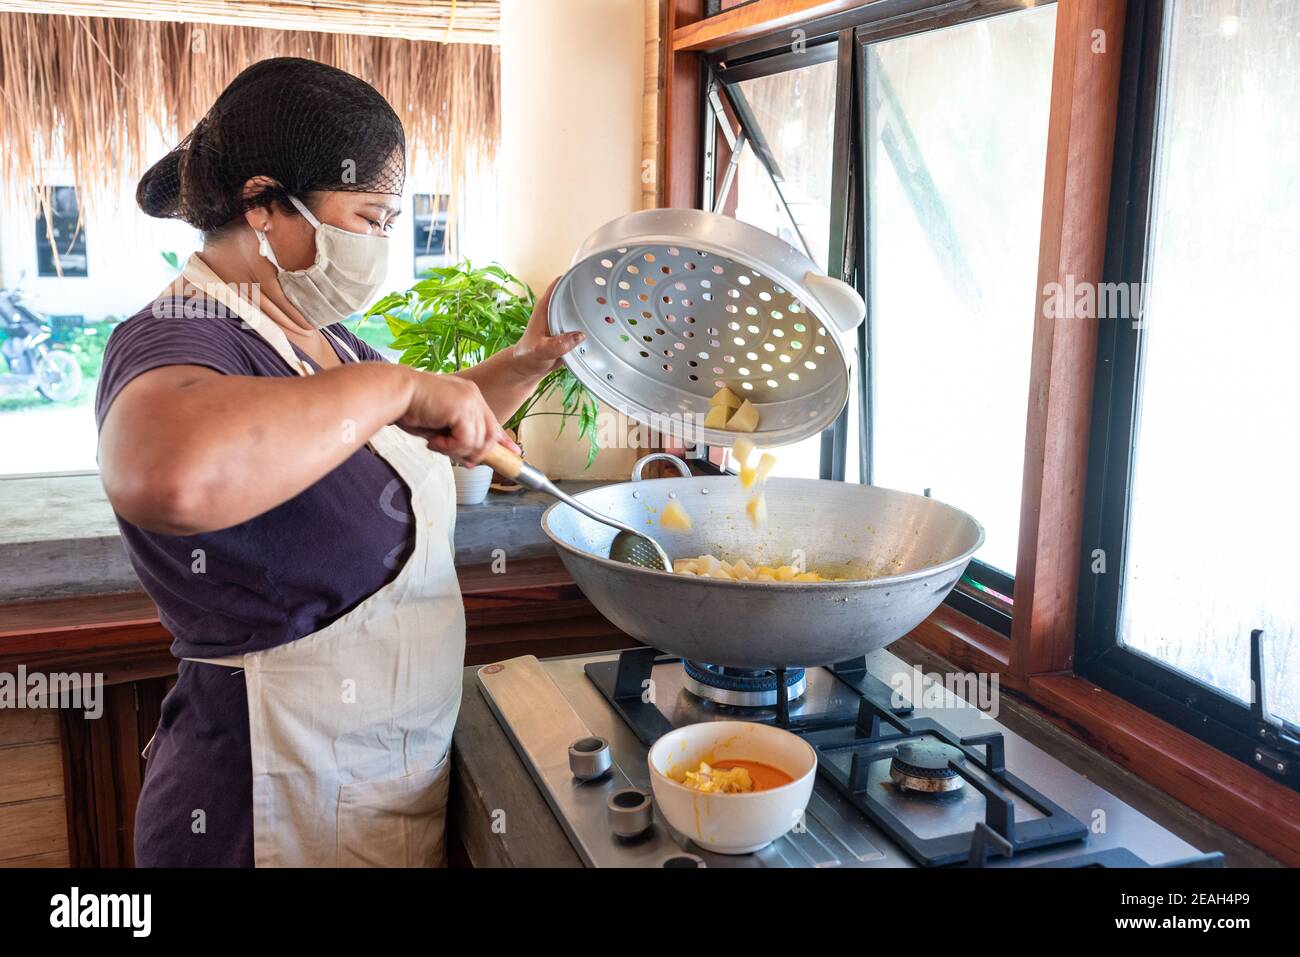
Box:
[454,279,585,424]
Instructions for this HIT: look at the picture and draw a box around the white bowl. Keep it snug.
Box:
[647,721,817,854]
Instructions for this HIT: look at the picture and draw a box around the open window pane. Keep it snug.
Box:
[732,60,837,272]
[1121,0,1300,725]
[723,57,838,480]
[864,3,1057,575]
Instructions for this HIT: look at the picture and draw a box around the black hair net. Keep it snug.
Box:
[137,57,406,233]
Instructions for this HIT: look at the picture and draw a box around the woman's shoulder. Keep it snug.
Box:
[95,293,278,426]
[108,292,243,342]
[101,293,268,372]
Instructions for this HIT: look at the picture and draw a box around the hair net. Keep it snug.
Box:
[138,57,406,233]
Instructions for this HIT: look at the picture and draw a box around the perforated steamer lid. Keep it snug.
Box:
[549,209,866,448]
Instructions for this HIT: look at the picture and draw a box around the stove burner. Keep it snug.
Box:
[889,739,966,793]
[682,661,807,708]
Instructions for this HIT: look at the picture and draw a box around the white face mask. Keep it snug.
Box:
[255,194,390,328]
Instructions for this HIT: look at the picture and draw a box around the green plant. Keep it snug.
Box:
[364,262,600,467]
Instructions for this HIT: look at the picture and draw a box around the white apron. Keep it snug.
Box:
[176,255,466,867]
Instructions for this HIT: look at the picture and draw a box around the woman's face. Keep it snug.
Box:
[246,188,402,272]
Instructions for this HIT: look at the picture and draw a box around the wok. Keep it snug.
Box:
[541,456,984,670]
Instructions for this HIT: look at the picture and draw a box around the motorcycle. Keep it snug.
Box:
[0,284,83,402]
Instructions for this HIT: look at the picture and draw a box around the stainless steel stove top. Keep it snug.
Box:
[477,649,1215,868]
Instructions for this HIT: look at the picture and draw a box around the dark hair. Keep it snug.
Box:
[137,57,405,233]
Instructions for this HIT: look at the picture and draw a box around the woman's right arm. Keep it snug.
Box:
[99,362,502,535]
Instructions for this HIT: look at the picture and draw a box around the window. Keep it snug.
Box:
[413,193,451,274]
[35,187,87,278]
[709,53,847,480]
[1081,0,1299,777]
[862,3,1057,580]
[703,0,1057,628]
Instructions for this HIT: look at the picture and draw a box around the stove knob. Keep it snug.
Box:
[607,788,653,838]
[661,852,707,868]
[568,736,612,781]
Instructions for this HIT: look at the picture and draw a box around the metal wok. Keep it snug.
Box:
[541,457,984,670]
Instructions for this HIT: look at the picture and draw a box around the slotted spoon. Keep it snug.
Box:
[480,446,671,571]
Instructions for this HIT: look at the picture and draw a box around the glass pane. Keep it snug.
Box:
[733,60,837,271]
[725,57,838,479]
[1121,0,1300,725]
[865,4,1057,575]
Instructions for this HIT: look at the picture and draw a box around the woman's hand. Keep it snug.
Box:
[396,368,517,465]
[509,279,585,381]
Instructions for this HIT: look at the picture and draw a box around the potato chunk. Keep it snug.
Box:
[710,386,742,410]
[731,436,756,468]
[754,452,778,483]
[660,499,692,531]
[703,404,732,430]
[739,465,758,491]
[746,492,768,526]
[727,399,760,433]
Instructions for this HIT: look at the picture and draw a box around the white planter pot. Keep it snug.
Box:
[452,463,494,505]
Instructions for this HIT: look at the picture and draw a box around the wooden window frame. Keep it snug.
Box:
[662,0,1300,865]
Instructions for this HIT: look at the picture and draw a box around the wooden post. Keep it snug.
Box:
[1011,0,1128,679]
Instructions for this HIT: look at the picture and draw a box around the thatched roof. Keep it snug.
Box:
[0,1,500,45]
[0,10,500,218]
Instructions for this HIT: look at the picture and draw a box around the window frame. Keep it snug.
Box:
[1075,0,1300,788]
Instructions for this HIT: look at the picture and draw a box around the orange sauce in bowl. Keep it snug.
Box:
[711,759,794,791]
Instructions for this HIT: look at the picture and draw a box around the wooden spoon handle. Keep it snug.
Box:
[479,443,525,480]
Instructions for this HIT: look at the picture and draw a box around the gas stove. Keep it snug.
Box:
[476,647,1226,868]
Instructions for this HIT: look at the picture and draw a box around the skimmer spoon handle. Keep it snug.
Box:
[479,446,672,571]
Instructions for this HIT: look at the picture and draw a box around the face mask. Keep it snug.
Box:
[255,194,390,328]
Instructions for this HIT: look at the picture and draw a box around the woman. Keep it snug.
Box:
[98,58,582,867]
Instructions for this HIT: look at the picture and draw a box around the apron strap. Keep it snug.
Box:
[180,255,315,377]
[322,326,363,363]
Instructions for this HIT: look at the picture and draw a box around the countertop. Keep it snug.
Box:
[0,472,605,601]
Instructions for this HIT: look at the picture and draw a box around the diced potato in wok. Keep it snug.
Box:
[672,554,833,582]
[660,499,692,531]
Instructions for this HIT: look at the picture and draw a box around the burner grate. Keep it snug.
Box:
[805,717,1090,867]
